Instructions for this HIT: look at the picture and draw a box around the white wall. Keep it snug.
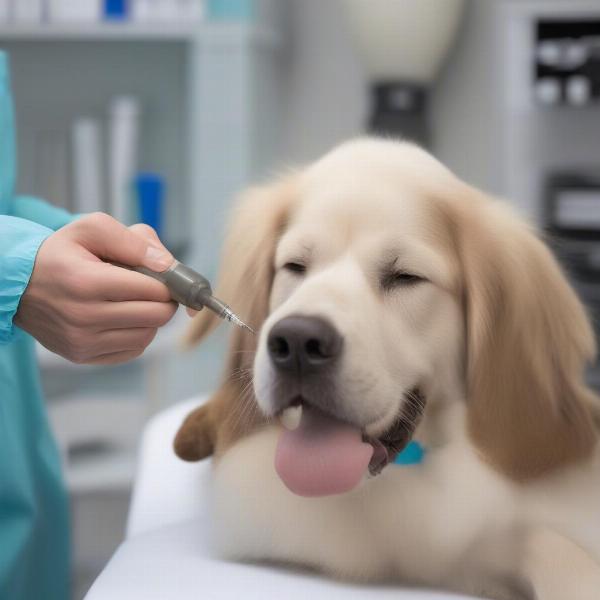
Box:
[278,0,496,190]
[279,0,368,166]
[431,0,505,195]
[279,0,478,171]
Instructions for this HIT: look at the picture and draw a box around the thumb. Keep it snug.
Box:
[130,223,199,317]
[76,213,173,271]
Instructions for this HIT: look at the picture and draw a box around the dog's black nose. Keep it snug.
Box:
[268,315,343,374]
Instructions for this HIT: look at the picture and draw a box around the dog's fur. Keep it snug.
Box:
[175,139,600,600]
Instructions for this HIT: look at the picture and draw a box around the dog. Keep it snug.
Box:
[174,138,600,600]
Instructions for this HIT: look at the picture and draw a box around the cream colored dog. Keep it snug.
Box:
[175,139,600,600]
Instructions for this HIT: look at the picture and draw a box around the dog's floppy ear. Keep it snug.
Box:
[174,177,297,461]
[454,192,598,480]
[184,176,297,352]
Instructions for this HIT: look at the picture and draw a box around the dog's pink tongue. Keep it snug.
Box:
[275,408,373,497]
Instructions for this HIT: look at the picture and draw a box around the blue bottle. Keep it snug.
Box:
[135,173,165,239]
[104,0,129,20]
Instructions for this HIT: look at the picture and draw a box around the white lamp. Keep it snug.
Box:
[340,0,466,144]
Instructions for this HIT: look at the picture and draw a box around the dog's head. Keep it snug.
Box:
[177,138,598,493]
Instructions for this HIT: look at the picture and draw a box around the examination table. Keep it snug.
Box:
[85,398,484,600]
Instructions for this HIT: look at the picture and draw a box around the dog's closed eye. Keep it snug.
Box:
[283,262,307,275]
[381,271,427,291]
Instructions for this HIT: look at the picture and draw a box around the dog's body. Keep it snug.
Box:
[175,139,600,600]
[213,420,600,600]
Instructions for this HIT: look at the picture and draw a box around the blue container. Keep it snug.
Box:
[135,173,165,239]
[206,0,254,21]
[104,0,129,20]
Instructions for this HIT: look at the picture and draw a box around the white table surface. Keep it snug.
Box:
[85,517,480,600]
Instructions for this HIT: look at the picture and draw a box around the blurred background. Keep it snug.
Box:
[2,0,600,597]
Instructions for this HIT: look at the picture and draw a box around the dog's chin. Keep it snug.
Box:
[363,389,426,475]
[274,388,426,485]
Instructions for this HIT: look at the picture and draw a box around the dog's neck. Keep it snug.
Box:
[414,380,468,452]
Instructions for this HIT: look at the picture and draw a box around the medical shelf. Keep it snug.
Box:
[0,24,198,40]
[0,22,281,43]
[1,19,283,268]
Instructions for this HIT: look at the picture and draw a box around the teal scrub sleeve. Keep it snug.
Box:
[0,49,79,345]
[0,216,53,345]
[11,194,76,230]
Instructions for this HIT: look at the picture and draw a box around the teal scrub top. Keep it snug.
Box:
[0,51,74,600]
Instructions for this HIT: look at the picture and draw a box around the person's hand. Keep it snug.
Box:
[15,213,179,365]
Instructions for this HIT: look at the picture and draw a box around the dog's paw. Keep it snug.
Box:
[174,403,216,461]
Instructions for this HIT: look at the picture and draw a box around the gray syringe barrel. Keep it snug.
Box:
[134,261,213,310]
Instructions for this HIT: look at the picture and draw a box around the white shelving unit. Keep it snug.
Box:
[0,23,199,39]
[2,19,284,251]
[0,21,282,42]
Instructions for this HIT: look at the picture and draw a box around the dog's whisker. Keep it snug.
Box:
[228,377,254,411]
[229,370,252,383]
[228,383,257,435]
[226,366,254,385]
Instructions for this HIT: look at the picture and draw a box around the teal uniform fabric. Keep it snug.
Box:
[0,51,72,600]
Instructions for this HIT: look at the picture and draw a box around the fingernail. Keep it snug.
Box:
[144,246,173,271]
